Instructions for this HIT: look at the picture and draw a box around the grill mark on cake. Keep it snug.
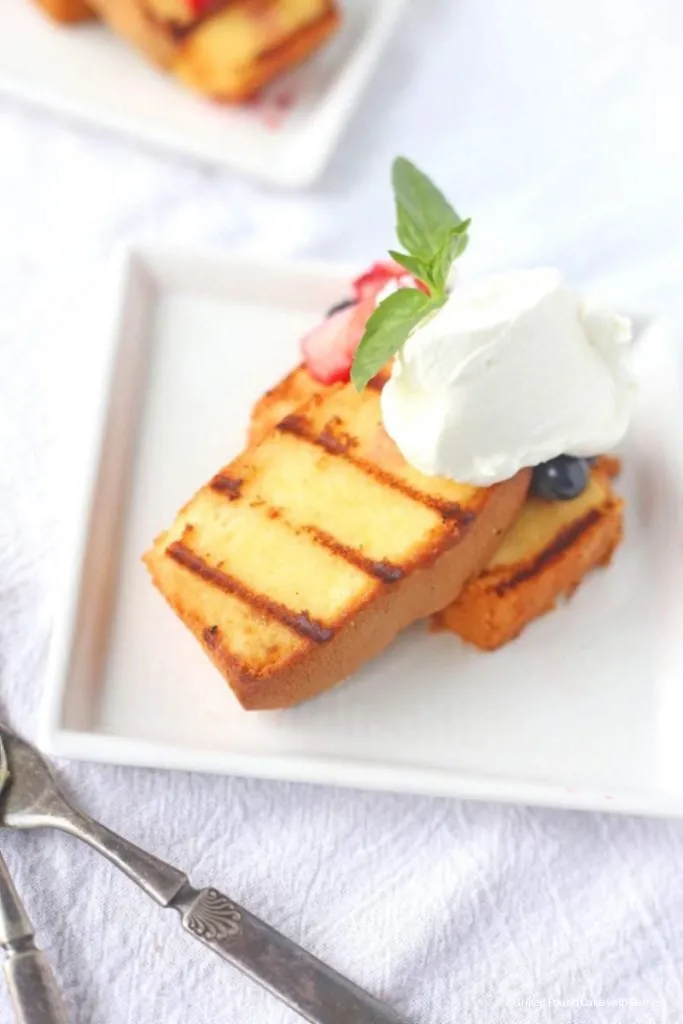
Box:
[304,526,405,583]
[202,624,221,647]
[317,418,356,455]
[210,474,243,499]
[199,623,263,684]
[141,2,215,42]
[492,508,604,596]
[205,481,405,584]
[249,7,333,63]
[162,1,329,55]
[159,0,247,42]
[167,541,335,643]
[277,414,474,526]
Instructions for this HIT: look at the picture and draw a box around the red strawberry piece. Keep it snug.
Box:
[353,260,428,302]
[187,0,217,15]
[302,262,424,384]
[352,261,407,301]
[301,297,375,384]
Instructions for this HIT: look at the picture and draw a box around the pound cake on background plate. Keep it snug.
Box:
[35,0,341,101]
[10,0,402,185]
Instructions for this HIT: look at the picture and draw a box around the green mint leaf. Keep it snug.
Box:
[393,157,462,261]
[351,158,472,392]
[428,219,471,293]
[351,289,436,392]
[387,250,433,287]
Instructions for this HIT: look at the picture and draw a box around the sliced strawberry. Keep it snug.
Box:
[352,261,408,301]
[342,297,377,357]
[301,303,363,384]
[187,0,214,14]
[302,262,423,384]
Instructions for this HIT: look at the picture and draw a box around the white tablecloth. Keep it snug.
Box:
[2,2,683,1022]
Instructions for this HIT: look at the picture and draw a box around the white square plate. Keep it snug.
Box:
[43,246,683,817]
[0,1,406,186]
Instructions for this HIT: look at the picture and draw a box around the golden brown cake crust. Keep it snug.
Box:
[34,0,94,23]
[146,470,530,709]
[436,475,624,650]
[250,364,339,445]
[177,5,341,102]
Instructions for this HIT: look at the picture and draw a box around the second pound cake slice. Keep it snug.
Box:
[145,383,529,709]
[436,464,624,649]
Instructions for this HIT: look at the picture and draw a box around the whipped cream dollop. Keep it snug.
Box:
[381,268,636,486]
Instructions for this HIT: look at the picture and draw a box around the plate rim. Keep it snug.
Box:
[40,243,683,820]
[0,0,409,187]
[36,725,683,819]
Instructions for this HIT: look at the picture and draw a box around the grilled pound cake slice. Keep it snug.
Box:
[89,0,340,102]
[33,0,94,22]
[250,363,339,445]
[436,466,623,649]
[145,384,530,709]
[249,368,625,653]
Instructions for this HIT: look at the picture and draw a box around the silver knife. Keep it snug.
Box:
[0,725,407,1024]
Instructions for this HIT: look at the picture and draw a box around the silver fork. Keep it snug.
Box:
[0,724,407,1024]
[0,741,69,1023]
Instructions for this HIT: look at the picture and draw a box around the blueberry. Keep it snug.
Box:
[531,455,590,501]
[326,297,357,318]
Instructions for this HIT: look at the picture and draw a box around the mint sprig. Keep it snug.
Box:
[351,289,441,389]
[393,156,466,263]
[351,158,470,392]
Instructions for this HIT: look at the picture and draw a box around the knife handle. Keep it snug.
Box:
[3,945,69,1024]
[56,810,406,1024]
[174,885,407,1024]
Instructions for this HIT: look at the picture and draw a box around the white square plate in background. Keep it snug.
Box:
[0,1,406,186]
[42,246,683,817]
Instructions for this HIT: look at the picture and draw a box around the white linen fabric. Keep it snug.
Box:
[1,1,683,1021]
